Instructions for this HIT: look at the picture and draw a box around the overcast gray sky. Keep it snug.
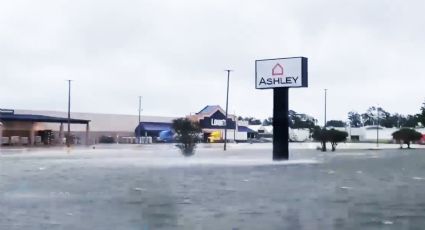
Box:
[1,0,424,124]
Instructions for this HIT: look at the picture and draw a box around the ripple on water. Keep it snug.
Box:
[382,220,393,225]
[412,177,425,180]
[126,158,322,168]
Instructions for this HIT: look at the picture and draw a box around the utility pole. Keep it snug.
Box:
[324,89,327,128]
[234,111,236,143]
[138,96,142,144]
[0,112,3,150]
[376,106,380,148]
[224,70,232,151]
[66,80,72,147]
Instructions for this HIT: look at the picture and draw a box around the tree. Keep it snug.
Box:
[326,120,346,127]
[388,113,404,128]
[312,128,348,152]
[380,113,417,128]
[404,115,418,128]
[242,117,262,125]
[377,108,392,127]
[263,117,273,126]
[312,126,328,152]
[328,129,348,151]
[392,128,422,149]
[348,111,362,127]
[419,101,425,127]
[361,106,396,127]
[172,118,201,156]
[361,107,377,126]
[288,110,317,131]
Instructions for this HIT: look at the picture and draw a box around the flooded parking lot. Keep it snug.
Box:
[1,143,425,229]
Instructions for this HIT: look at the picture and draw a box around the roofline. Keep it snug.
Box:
[14,108,178,119]
[0,114,90,124]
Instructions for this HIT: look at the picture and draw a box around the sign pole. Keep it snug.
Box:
[224,70,231,151]
[255,56,307,161]
[273,87,289,160]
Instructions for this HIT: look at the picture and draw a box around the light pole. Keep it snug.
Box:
[0,110,2,149]
[138,96,142,144]
[224,70,232,151]
[66,80,72,147]
[376,106,380,148]
[324,89,327,128]
[234,111,236,143]
[0,121,3,150]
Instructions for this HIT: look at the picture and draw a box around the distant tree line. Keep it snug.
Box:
[239,110,317,131]
[237,116,262,125]
[348,101,425,128]
[238,100,425,130]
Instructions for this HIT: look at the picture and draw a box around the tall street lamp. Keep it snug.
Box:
[324,89,328,128]
[224,70,232,151]
[234,110,237,142]
[376,106,380,148]
[66,80,72,147]
[138,96,143,144]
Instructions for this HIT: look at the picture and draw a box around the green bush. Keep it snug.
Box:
[392,128,422,149]
[312,127,348,152]
[172,118,201,156]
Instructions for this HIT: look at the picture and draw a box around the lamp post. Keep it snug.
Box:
[138,96,142,144]
[224,70,232,151]
[324,89,327,128]
[66,80,72,147]
[0,121,3,150]
[234,111,237,143]
[0,110,2,149]
[376,106,380,148]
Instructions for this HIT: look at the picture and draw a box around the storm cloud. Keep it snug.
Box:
[1,0,424,124]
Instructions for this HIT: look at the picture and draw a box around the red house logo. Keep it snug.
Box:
[272,63,284,76]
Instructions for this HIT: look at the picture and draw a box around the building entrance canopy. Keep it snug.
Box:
[0,111,90,124]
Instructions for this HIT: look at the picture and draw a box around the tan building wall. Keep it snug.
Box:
[2,110,177,145]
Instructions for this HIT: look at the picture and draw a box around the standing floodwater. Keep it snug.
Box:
[1,143,425,229]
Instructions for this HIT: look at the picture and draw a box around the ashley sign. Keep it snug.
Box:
[255,57,308,89]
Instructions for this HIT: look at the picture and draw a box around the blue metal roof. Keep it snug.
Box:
[135,122,172,133]
[0,113,90,124]
[238,126,256,133]
[197,105,221,115]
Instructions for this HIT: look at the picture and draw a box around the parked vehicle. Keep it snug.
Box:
[157,129,175,143]
[207,131,221,143]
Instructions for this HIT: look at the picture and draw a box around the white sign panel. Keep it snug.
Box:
[211,119,226,127]
[255,57,308,89]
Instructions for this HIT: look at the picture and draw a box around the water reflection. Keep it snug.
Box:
[176,144,196,157]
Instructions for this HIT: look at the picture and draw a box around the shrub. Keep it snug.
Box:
[172,118,201,156]
[312,127,348,151]
[392,128,422,149]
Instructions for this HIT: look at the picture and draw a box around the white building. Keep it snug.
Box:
[348,126,425,142]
